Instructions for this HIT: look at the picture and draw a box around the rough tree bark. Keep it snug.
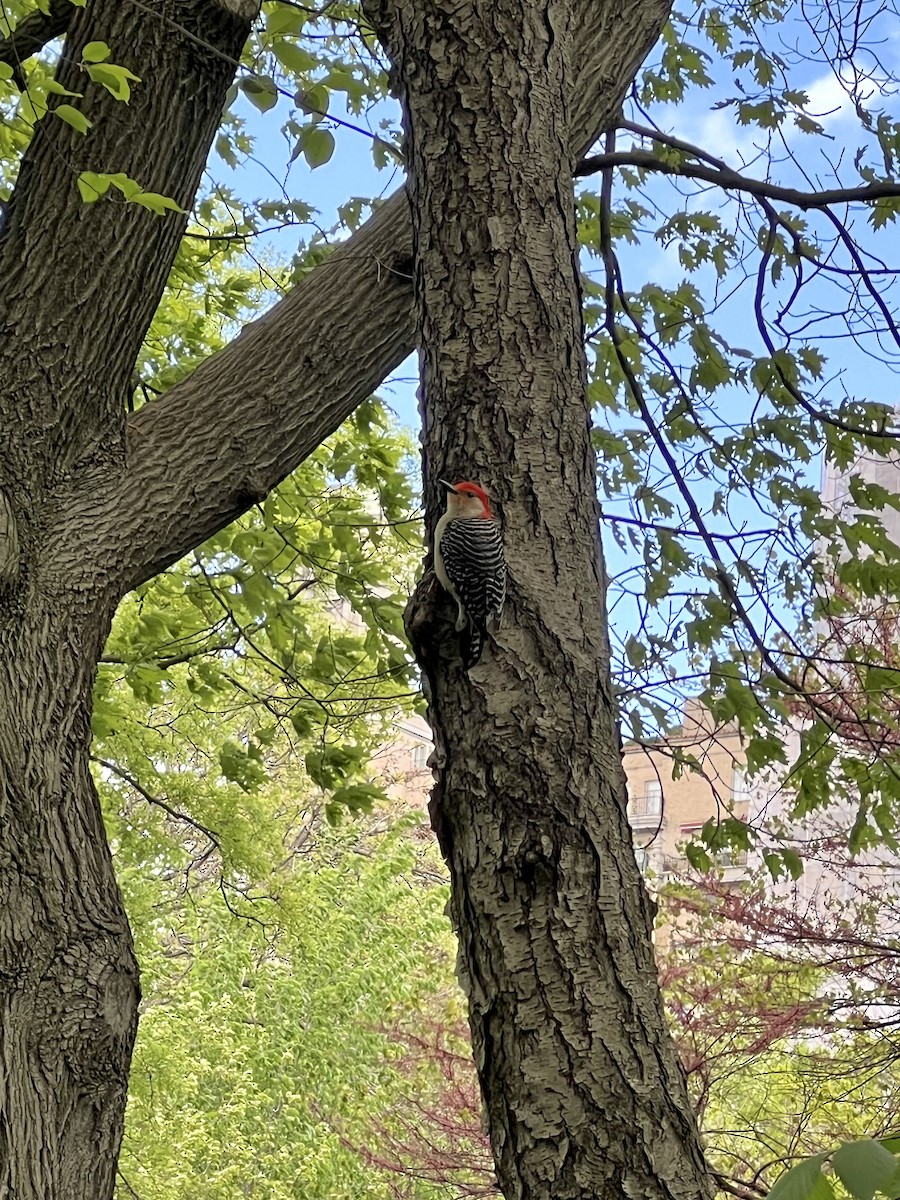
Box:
[361,2,714,1198]
[0,0,690,1196]
[79,0,672,592]
[0,3,260,1197]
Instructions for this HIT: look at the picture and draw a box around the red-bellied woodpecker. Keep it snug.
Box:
[433,479,506,667]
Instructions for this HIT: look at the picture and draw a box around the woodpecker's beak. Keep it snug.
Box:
[438,479,457,494]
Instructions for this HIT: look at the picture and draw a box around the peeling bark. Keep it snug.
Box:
[365,1,714,1197]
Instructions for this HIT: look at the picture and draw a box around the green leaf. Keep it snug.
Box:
[780,848,804,879]
[832,1141,900,1200]
[303,127,335,169]
[372,135,400,168]
[90,699,118,739]
[130,191,185,215]
[240,74,279,112]
[795,113,825,135]
[330,782,387,814]
[107,172,144,200]
[77,170,112,201]
[273,39,315,76]
[45,80,83,97]
[766,1155,832,1200]
[684,842,712,872]
[218,740,267,793]
[86,62,141,102]
[215,133,238,168]
[266,4,305,36]
[294,83,329,118]
[54,104,91,134]
[82,40,111,63]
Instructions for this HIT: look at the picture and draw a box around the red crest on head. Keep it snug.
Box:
[452,481,490,507]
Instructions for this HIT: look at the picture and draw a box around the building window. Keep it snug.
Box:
[629,779,662,818]
[412,743,429,770]
[643,779,662,816]
[732,765,750,803]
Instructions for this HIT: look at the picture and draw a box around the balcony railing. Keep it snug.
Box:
[628,794,662,825]
[662,852,749,876]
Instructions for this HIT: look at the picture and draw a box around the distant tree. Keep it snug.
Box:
[359,1016,497,1200]
[661,879,900,1197]
[117,805,454,1200]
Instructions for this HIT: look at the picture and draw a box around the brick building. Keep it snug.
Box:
[623,698,750,888]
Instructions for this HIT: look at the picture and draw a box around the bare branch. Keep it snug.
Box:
[92,756,221,850]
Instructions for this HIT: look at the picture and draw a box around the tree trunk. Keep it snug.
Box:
[365,2,714,1197]
[0,592,137,1200]
[0,0,687,1192]
[0,0,255,482]
[0,3,259,1196]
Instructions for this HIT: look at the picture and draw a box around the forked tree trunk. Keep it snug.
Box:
[365,2,713,1197]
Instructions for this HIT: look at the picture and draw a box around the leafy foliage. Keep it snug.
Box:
[115,807,456,1200]
[656,875,900,1200]
[576,0,900,861]
[95,396,422,837]
[353,875,900,1200]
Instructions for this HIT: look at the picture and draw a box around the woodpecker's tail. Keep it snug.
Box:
[462,622,486,670]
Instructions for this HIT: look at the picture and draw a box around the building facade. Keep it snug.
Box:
[623,697,750,889]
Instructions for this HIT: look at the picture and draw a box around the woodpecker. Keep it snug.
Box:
[433,479,506,668]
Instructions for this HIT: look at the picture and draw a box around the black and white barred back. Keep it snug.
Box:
[438,517,506,667]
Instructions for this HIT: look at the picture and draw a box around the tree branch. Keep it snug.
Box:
[576,147,900,211]
[0,0,72,79]
[67,0,674,596]
[92,756,221,850]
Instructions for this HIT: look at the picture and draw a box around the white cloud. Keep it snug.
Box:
[803,71,858,127]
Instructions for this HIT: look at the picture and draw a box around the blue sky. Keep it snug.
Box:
[213,89,422,428]
[205,9,900,722]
